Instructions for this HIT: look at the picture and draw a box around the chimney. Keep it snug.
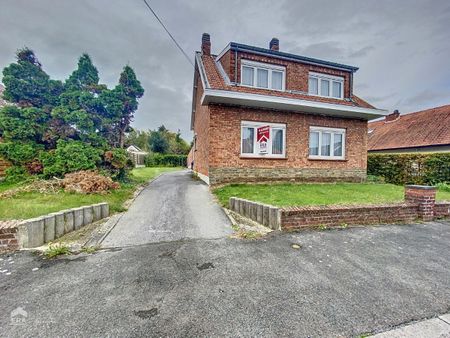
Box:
[385,109,400,122]
[269,38,279,51]
[201,33,211,55]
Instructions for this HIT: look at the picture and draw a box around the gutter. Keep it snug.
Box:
[217,42,359,73]
[201,88,388,120]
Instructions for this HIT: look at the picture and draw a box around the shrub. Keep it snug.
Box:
[368,153,450,185]
[40,140,102,178]
[103,148,133,181]
[145,153,187,167]
[0,142,43,166]
[4,166,30,183]
[436,183,450,192]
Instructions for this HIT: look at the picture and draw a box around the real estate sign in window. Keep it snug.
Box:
[241,121,286,158]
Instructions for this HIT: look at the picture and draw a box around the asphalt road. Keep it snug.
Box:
[1,221,450,337]
[102,170,232,247]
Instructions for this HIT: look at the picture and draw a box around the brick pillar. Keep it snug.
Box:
[405,185,437,221]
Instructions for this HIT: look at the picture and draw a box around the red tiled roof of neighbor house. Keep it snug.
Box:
[368,104,450,151]
[199,53,375,110]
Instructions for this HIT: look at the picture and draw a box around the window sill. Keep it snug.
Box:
[308,93,344,100]
[239,83,286,92]
[240,155,287,160]
[308,156,347,161]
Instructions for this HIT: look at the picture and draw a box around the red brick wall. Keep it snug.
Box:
[218,50,352,98]
[192,70,210,177]
[435,202,450,218]
[0,157,10,177]
[208,105,367,170]
[405,186,437,221]
[281,204,419,230]
[0,222,19,251]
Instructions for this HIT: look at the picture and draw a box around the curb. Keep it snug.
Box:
[222,207,238,227]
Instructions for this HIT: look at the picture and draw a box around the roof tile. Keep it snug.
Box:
[368,105,450,150]
[200,54,375,109]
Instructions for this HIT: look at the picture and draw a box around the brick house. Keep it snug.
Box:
[189,34,388,186]
[368,105,450,153]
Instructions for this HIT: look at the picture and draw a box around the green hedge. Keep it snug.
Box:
[367,153,450,185]
[144,153,187,167]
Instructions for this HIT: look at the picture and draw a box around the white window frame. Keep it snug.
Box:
[240,60,286,91]
[240,121,286,158]
[308,126,346,160]
[308,72,344,99]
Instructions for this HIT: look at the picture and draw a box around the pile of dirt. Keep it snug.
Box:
[61,170,120,194]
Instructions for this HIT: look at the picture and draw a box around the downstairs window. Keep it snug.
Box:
[241,121,286,158]
[309,126,345,160]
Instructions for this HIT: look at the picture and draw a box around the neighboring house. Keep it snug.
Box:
[189,33,387,186]
[368,105,450,153]
[126,145,147,167]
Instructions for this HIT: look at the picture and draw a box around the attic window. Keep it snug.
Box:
[308,72,344,99]
[241,60,285,91]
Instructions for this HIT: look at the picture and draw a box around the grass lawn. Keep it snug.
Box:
[213,183,450,207]
[0,167,182,220]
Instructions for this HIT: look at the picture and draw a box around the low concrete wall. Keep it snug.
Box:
[1,203,109,250]
[229,186,450,231]
[229,198,281,230]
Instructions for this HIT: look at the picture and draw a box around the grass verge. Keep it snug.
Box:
[0,167,182,220]
[213,182,450,207]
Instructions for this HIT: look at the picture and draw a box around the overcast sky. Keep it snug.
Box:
[1,0,449,140]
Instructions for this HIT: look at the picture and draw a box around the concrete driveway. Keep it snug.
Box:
[102,170,232,247]
[1,221,450,337]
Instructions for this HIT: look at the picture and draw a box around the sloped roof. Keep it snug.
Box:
[368,104,450,150]
[199,53,375,109]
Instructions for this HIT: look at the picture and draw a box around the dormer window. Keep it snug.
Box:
[308,72,344,99]
[241,60,285,91]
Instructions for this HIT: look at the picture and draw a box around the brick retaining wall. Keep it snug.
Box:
[435,202,450,218]
[229,185,450,231]
[281,203,419,230]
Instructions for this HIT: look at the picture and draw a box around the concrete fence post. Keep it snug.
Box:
[92,204,102,222]
[64,210,74,234]
[52,212,65,238]
[72,207,84,230]
[17,217,45,248]
[99,203,109,219]
[405,185,437,221]
[43,215,56,242]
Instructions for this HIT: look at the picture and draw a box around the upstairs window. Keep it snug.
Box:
[308,72,344,99]
[241,121,286,158]
[241,60,285,91]
[309,126,345,160]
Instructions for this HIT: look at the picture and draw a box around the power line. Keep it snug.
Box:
[141,0,194,67]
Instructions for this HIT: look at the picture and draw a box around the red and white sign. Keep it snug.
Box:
[257,126,270,154]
